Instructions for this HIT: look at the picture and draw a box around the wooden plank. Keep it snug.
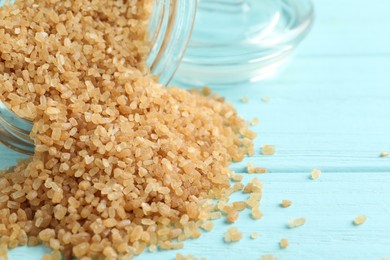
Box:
[301,0,390,56]
[1,1,390,260]
[8,172,390,259]
[219,55,390,172]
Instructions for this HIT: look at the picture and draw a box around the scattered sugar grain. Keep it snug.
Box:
[281,200,292,208]
[251,208,263,220]
[227,210,239,223]
[231,173,243,182]
[233,182,245,192]
[232,201,247,211]
[311,169,322,180]
[280,239,289,249]
[224,227,242,243]
[201,87,211,96]
[250,232,258,239]
[149,244,157,253]
[261,145,276,155]
[200,221,214,232]
[261,254,279,260]
[247,162,267,174]
[353,215,367,225]
[251,117,259,126]
[288,217,306,228]
[175,253,206,260]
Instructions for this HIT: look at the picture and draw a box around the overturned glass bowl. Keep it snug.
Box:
[176,0,314,86]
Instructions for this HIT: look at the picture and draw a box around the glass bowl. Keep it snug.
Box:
[174,0,314,86]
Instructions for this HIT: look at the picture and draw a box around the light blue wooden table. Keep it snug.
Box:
[2,0,390,259]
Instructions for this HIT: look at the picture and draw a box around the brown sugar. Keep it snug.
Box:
[261,254,279,260]
[231,173,244,182]
[250,232,258,239]
[247,162,267,174]
[0,0,255,258]
[261,145,276,155]
[353,215,367,225]
[251,117,259,126]
[224,227,242,243]
[288,218,306,228]
[227,210,239,223]
[281,200,292,208]
[311,169,322,180]
[251,208,263,220]
[232,201,247,211]
[176,253,206,260]
[280,238,289,249]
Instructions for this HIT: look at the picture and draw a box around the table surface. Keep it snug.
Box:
[2,0,390,259]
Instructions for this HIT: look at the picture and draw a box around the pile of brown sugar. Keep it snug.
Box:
[0,0,255,259]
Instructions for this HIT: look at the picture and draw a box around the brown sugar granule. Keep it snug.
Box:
[176,253,207,260]
[380,152,389,157]
[230,173,244,182]
[261,145,276,155]
[251,117,259,126]
[247,196,260,209]
[280,238,289,249]
[261,254,279,260]
[240,128,257,139]
[353,215,367,225]
[226,210,239,223]
[224,227,242,243]
[250,232,258,239]
[244,178,263,194]
[232,201,247,211]
[281,200,292,208]
[311,169,322,180]
[0,244,7,258]
[251,208,263,220]
[201,87,212,96]
[233,182,245,192]
[288,217,306,228]
[0,0,255,258]
[210,212,223,220]
[247,162,267,174]
[148,244,157,253]
[200,221,214,232]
